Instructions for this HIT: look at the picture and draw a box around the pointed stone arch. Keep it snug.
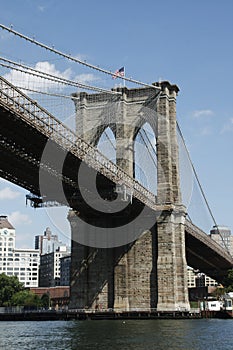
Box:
[97,126,116,164]
[134,122,157,195]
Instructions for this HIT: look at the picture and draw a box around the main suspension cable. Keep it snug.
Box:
[0,56,120,95]
[176,121,231,254]
[14,85,80,100]
[0,24,161,90]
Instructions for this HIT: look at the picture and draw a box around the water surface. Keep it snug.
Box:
[0,319,231,350]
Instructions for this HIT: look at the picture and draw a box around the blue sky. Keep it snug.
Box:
[0,0,232,248]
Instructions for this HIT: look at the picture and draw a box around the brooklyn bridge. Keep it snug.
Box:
[0,24,232,313]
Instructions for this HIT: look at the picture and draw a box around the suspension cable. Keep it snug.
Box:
[0,24,161,90]
[103,130,116,151]
[0,57,120,95]
[140,128,157,157]
[14,85,80,100]
[138,130,157,168]
[102,127,157,170]
[176,121,231,254]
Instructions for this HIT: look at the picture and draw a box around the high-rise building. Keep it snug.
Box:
[187,266,197,288]
[35,227,60,255]
[210,225,233,254]
[12,248,40,287]
[0,215,40,287]
[39,246,70,287]
[60,255,71,286]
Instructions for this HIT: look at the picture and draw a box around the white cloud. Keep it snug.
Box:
[192,109,214,118]
[0,178,10,184]
[3,61,72,92]
[38,5,45,12]
[0,187,21,200]
[221,118,233,134]
[8,211,32,226]
[3,60,100,98]
[0,31,11,41]
[75,73,98,85]
[200,126,212,136]
[73,54,87,61]
[35,61,71,79]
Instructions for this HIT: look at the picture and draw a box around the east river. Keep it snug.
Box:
[0,319,232,349]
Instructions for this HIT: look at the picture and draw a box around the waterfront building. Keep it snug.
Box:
[39,246,70,287]
[0,215,40,287]
[11,248,40,287]
[30,286,70,309]
[187,266,197,288]
[187,266,218,290]
[60,255,71,286]
[195,272,218,288]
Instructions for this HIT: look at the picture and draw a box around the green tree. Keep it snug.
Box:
[40,293,50,309]
[11,290,41,308]
[223,269,233,292]
[0,273,25,306]
[212,286,225,299]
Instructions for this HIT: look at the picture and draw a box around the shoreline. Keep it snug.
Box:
[0,309,231,321]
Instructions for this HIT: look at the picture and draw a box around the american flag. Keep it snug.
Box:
[112,66,125,79]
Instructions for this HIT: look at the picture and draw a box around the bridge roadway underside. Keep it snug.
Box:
[185,227,232,282]
[0,104,116,209]
[0,104,232,283]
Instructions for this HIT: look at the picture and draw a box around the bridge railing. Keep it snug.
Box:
[0,75,157,209]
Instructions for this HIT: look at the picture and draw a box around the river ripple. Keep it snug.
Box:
[0,319,232,350]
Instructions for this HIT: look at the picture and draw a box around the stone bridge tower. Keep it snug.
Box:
[68,81,190,312]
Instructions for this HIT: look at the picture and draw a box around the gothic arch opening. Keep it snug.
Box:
[134,123,157,195]
[97,126,116,164]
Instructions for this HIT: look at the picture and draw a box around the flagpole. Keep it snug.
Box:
[123,66,126,87]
